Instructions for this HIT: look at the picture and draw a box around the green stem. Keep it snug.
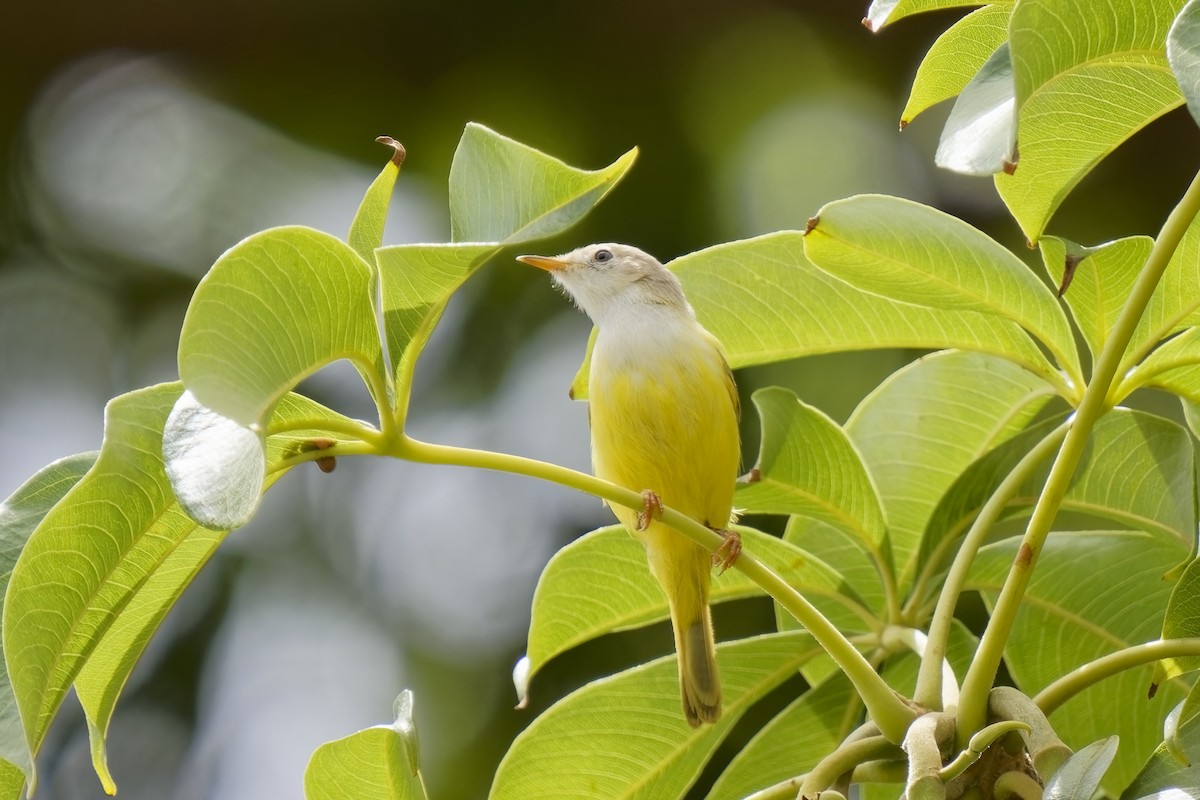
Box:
[994,771,1043,800]
[1034,638,1200,715]
[955,166,1200,747]
[396,434,919,741]
[800,733,899,797]
[267,439,380,475]
[914,421,1068,710]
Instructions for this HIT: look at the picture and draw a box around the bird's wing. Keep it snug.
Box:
[704,329,740,421]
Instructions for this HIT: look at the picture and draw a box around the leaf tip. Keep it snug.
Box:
[739,467,762,484]
[861,16,876,32]
[1149,681,1160,699]
[804,215,820,235]
[375,135,407,167]
[1057,254,1083,298]
[899,118,909,131]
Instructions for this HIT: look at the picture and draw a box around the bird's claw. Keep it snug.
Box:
[712,528,742,574]
[637,490,663,531]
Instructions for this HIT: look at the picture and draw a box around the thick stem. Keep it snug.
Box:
[396,434,919,741]
[914,422,1068,710]
[955,166,1200,747]
[799,733,899,797]
[1034,638,1200,715]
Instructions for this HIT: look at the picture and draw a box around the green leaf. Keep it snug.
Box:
[706,673,857,800]
[996,0,1184,243]
[864,0,1009,32]
[177,226,382,426]
[0,452,96,785]
[969,531,1189,793]
[737,387,889,562]
[901,5,1013,125]
[491,633,818,800]
[1045,737,1120,800]
[572,232,1062,400]
[449,122,636,244]
[782,517,883,638]
[845,350,1052,594]
[349,137,404,264]
[304,691,427,800]
[804,195,1081,387]
[1040,236,1152,364]
[1131,328,1200,399]
[1124,707,1200,799]
[934,42,1017,175]
[520,525,862,695]
[1157,558,1200,680]
[3,385,360,792]
[1170,0,1200,128]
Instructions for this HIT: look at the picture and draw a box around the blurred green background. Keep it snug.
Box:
[3,2,1198,798]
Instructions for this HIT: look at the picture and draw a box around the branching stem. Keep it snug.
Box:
[914,421,1069,710]
[395,434,919,741]
[955,165,1200,747]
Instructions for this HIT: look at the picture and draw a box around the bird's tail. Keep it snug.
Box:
[657,541,721,727]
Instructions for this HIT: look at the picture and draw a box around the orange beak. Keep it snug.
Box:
[516,254,568,272]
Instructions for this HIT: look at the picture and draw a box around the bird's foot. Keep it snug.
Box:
[711,528,742,574]
[636,490,663,531]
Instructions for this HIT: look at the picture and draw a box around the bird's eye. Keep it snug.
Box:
[594,249,613,264]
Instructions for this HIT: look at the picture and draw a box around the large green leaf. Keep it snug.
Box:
[934,43,1017,175]
[901,5,1013,125]
[304,691,427,800]
[177,226,382,427]
[448,123,636,244]
[864,0,1007,31]
[845,350,1052,595]
[737,387,890,562]
[572,232,1062,399]
[804,195,1081,387]
[1039,236,1152,364]
[0,452,96,787]
[492,633,818,800]
[3,385,360,792]
[996,0,1185,243]
[706,673,859,800]
[1170,0,1200,128]
[1124,684,1200,798]
[520,525,862,696]
[969,531,1190,793]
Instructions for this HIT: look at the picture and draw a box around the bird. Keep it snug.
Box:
[517,243,741,727]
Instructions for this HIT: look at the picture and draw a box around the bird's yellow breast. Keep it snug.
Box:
[588,320,740,533]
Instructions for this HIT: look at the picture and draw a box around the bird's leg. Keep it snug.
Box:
[711,528,742,574]
[637,490,663,531]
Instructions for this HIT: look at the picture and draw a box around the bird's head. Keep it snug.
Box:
[517,243,689,325]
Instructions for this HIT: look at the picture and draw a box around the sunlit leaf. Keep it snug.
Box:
[969,531,1189,793]
[804,194,1081,389]
[863,0,1009,32]
[177,226,382,426]
[737,387,889,561]
[304,691,427,800]
[2,385,360,792]
[0,452,96,785]
[845,350,1053,594]
[449,122,636,244]
[996,0,1184,243]
[521,525,861,695]
[349,137,404,265]
[902,5,1013,125]
[1040,236,1151,364]
[935,42,1017,175]
[1157,558,1200,681]
[706,673,858,800]
[1171,0,1200,127]
[492,633,817,800]
[1045,737,1119,800]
